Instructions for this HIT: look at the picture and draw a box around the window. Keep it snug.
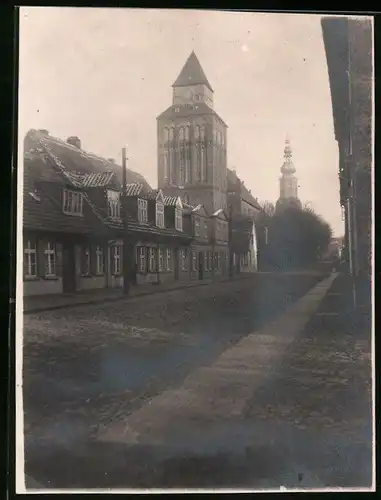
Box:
[192,251,197,271]
[175,208,183,231]
[264,227,269,245]
[204,221,208,239]
[166,248,172,271]
[156,201,165,228]
[148,247,157,273]
[194,217,200,236]
[81,246,91,275]
[138,198,148,223]
[96,245,104,275]
[138,247,146,273]
[113,245,121,275]
[163,152,169,181]
[44,242,56,276]
[158,248,164,272]
[24,239,37,278]
[181,249,188,271]
[215,252,220,270]
[108,190,121,218]
[63,189,83,215]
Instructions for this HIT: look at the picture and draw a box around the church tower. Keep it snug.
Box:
[276,137,302,212]
[157,51,228,214]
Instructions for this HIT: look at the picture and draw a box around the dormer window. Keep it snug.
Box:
[63,189,83,215]
[175,208,183,231]
[156,201,165,228]
[107,190,120,218]
[138,198,148,223]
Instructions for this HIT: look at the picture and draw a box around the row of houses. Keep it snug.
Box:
[23,129,259,296]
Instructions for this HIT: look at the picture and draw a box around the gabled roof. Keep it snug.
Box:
[163,195,178,206]
[212,208,228,221]
[172,51,213,92]
[157,102,227,127]
[227,168,261,210]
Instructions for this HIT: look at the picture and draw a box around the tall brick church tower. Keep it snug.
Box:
[157,51,228,214]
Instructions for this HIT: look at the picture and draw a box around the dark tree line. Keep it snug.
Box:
[256,202,332,272]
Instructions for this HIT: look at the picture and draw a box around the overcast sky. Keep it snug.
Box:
[19,7,346,235]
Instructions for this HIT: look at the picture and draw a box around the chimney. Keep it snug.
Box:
[38,129,49,135]
[108,158,115,163]
[67,136,81,149]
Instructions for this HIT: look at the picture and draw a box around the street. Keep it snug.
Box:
[22,272,372,490]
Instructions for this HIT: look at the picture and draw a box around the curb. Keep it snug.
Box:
[24,275,254,315]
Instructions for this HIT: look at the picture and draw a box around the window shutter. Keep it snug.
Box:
[110,246,115,274]
[37,239,46,278]
[119,245,123,275]
[90,244,97,275]
[56,243,63,277]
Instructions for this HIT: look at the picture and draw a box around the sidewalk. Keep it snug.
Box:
[23,273,254,314]
[92,272,372,490]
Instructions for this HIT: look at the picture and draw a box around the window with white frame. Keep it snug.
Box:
[63,189,83,215]
[44,242,56,276]
[175,208,183,231]
[96,245,104,274]
[108,190,121,218]
[158,248,164,272]
[138,198,148,223]
[192,251,197,271]
[24,239,37,278]
[181,249,188,271]
[138,247,146,273]
[148,247,157,273]
[113,245,121,275]
[156,201,165,228]
[81,245,91,275]
[166,248,172,271]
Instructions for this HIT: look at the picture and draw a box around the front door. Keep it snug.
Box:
[62,243,76,293]
[198,251,204,280]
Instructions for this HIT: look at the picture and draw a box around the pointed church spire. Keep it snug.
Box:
[172,51,213,91]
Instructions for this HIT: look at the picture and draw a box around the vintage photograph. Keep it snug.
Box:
[17,7,373,492]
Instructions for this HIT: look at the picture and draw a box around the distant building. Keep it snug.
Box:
[157,50,227,215]
[275,138,302,213]
[157,51,260,273]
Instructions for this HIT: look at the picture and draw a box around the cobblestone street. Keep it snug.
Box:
[22,273,373,490]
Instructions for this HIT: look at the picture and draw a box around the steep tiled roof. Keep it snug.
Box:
[24,129,151,189]
[227,168,261,210]
[157,102,227,127]
[23,155,99,235]
[173,51,213,91]
[124,183,145,197]
[22,130,192,242]
[81,171,115,188]
[163,196,178,206]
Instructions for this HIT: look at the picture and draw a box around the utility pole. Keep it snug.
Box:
[122,147,130,296]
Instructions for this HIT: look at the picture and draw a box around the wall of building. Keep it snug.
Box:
[24,277,63,296]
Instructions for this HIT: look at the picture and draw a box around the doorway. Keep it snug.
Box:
[62,243,76,293]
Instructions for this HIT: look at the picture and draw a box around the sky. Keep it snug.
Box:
[19,7,345,235]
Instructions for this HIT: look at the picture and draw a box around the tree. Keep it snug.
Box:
[256,202,332,271]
